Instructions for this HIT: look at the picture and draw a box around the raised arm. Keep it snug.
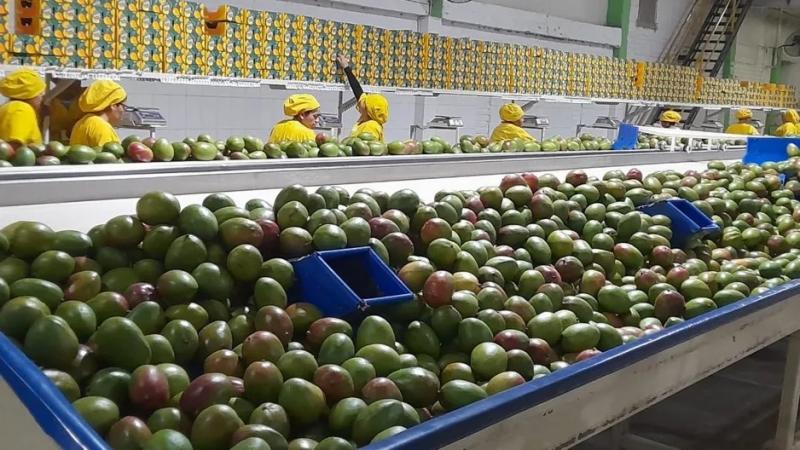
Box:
[336,55,364,101]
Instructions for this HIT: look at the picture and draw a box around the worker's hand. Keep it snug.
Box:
[335,55,350,69]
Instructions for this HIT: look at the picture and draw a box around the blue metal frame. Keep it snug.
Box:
[0,333,108,450]
[366,279,800,449]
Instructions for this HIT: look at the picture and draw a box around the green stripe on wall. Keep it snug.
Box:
[607,0,631,59]
[430,0,443,18]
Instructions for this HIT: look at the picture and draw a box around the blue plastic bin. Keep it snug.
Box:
[291,247,414,318]
[637,199,720,248]
[612,123,639,150]
[742,137,800,165]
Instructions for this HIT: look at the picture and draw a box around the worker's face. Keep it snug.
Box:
[513,119,523,127]
[356,101,368,120]
[299,109,321,128]
[107,102,125,126]
[28,95,44,112]
[661,121,675,128]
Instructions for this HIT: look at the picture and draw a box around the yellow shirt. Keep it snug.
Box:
[351,120,384,142]
[725,123,759,136]
[70,114,120,147]
[490,122,534,142]
[0,100,42,145]
[775,122,798,137]
[49,99,83,142]
[269,119,316,143]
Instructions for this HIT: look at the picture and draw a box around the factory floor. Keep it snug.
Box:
[578,340,791,450]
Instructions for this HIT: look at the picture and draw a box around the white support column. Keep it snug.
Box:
[411,15,442,140]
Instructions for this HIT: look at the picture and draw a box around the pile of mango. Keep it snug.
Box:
[0,132,628,168]
[3,156,800,449]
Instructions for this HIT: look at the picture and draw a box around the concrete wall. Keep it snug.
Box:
[733,8,800,86]
[728,7,800,127]
[627,0,694,61]
[475,0,609,26]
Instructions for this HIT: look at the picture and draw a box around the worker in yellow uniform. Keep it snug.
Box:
[49,80,85,142]
[336,55,389,142]
[490,103,534,142]
[725,108,759,135]
[70,80,127,148]
[351,94,388,142]
[656,110,681,128]
[775,109,799,137]
[0,68,46,147]
[269,94,320,143]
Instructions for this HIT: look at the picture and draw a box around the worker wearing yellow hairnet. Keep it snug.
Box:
[352,94,388,142]
[775,109,799,137]
[725,108,759,136]
[657,110,681,128]
[269,94,320,143]
[49,80,85,142]
[0,68,46,147]
[70,80,127,147]
[336,55,389,142]
[490,103,534,142]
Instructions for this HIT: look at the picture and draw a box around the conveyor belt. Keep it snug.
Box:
[0,149,743,206]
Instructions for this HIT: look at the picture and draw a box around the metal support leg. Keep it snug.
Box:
[412,96,427,141]
[609,421,627,449]
[621,433,681,450]
[775,332,800,450]
[598,420,681,450]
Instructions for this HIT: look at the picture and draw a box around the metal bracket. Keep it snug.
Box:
[43,79,78,105]
[339,96,357,115]
[41,75,81,142]
[520,100,538,111]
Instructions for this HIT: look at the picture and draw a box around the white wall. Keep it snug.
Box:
[111,0,634,142]
[733,8,800,86]
[475,0,608,26]
[627,0,694,61]
[732,8,781,82]
[727,7,800,127]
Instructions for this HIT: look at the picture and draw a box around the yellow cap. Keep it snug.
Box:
[660,110,681,123]
[79,80,127,113]
[499,103,524,122]
[359,93,389,124]
[735,108,752,120]
[0,69,46,100]
[785,109,800,124]
[283,94,320,117]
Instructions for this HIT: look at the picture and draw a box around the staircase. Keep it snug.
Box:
[647,0,753,127]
